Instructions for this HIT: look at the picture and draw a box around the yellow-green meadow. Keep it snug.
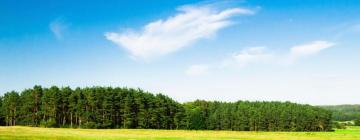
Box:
[1,126,360,140]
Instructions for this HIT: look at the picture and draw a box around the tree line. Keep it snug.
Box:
[320,105,360,127]
[320,105,360,122]
[0,86,332,131]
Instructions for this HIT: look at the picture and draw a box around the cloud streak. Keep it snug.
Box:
[220,40,334,68]
[49,18,68,40]
[288,40,335,62]
[220,46,273,68]
[105,4,254,59]
[232,47,273,66]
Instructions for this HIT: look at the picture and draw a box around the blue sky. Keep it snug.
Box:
[1,0,360,105]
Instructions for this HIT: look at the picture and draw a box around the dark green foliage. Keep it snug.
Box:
[180,100,332,131]
[0,96,5,126]
[2,91,19,126]
[332,121,346,129]
[320,105,360,122]
[0,85,332,131]
[40,118,57,128]
[355,119,360,126]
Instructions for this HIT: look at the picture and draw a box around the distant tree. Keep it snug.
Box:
[40,86,59,127]
[123,91,134,128]
[17,89,32,125]
[354,119,360,126]
[32,85,43,126]
[69,88,80,128]
[2,91,19,126]
[333,122,346,129]
[0,96,4,125]
[321,105,360,121]
[76,88,86,128]
[59,87,71,127]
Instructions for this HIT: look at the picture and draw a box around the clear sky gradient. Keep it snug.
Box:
[1,0,360,105]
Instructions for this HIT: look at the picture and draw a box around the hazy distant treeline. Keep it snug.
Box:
[0,86,332,131]
[320,105,360,122]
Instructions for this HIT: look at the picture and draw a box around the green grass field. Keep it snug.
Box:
[1,126,360,140]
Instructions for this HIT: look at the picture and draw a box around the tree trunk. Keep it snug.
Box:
[70,113,73,128]
[14,108,16,126]
[75,114,78,126]
[103,110,105,124]
[63,115,66,126]
[79,117,82,128]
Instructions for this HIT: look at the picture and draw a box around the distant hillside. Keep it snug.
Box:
[320,105,360,121]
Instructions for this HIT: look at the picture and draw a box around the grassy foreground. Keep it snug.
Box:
[0,126,360,140]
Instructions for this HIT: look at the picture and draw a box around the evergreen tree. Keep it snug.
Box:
[2,91,19,126]
[0,85,333,131]
[0,96,4,125]
[40,86,59,127]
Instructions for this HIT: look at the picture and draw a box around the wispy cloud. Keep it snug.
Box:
[105,4,254,59]
[288,40,335,62]
[221,46,273,67]
[328,23,360,40]
[220,40,334,68]
[231,47,272,66]
[185,64,210,76]
[49,18,68,40]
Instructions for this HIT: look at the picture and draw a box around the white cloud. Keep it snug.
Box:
[221,41,334,67]
[185,64,209,76]
[105,4,254,59]
[289,40,335,61]
[49,19,68,40]
[222,47,272,67]
[232,47,272,65]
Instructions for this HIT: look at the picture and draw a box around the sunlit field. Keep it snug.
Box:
[1,126,360,140]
